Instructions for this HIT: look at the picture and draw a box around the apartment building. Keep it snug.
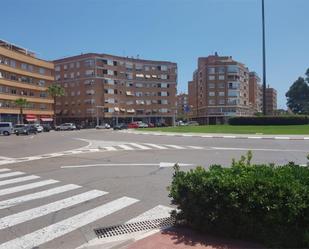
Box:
[53,53,177,126]
[188,54,253,124]
[176,93,189,119]
[249,72,263,113]
[0,40,54,123]
[265,87,277,115]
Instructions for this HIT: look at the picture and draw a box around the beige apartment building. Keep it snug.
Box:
[249,71,263,113]
[188,54,253,124]
[0,40,54,123]
[53,53,177,126]
[266,87,277,115]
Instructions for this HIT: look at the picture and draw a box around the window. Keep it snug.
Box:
[209,91,215,96]
[107,70,114,76]
[219,91,225,96]
[228,82,240,89]
[135,64,143,71]
[55,66,60,72]
[63,64,68,70]
[39,68,45,75]
[135,92,143,97]
[69,63,74,69]
[161,99,168,105]
[84,59,95,67]
[55,74,61,81]
[10,60,16,68]
[208,99,215,105]
[160,91,168,97]
[160,65,168,71]
[208,75,215,80]
[85,70,94,76]
[70,72,74,79]
[105,78,114,85]
[136,73,144,78]
[208,83,215,88]
[208,67,215,74]
[107,60,113,66]
[228,90,239,97]
[160,74,168,79]
[160,83,168,88]
[136,83,143,88]
[219,75,225,80]
[218,67,225,74]
[76,62,80,68]
[219,99,225,105]
[126,73,133,79]
[227,65,239,73]
[40,92,47,98]
[218,83,225,88]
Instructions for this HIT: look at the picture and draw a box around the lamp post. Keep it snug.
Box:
[262,0,267,115]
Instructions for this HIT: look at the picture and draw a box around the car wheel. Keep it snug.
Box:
[3,131,10,136]
[16,133,20,136]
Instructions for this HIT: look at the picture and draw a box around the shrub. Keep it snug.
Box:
[228,116,309,125]
[169,153,309,248]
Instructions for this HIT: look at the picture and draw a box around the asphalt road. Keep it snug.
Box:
[0,129,308,248]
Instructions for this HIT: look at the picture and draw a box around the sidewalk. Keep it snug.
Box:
[124,227,265,249]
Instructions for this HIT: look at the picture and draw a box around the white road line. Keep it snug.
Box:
[0,196,139,249]
[0,190,107,230]
[202,135,213,138]
[182,134,193,137]
[118,145,134,150]
[61,163,159,168]
[128,143,151,150]
[0,175,40,187]
[164,145,185,149]
[143,143,168,150]
[88,149,100,152]
[103,146,117,151]
[126,205,174,223]
[0,169,10,173]
[274,137,290,140]
[187,146,204,150]
[0,171,25,179]
[0,184,81,209]
[304,137,309,140]
[223,136,236,138]
[248,136,262,139]
[0,180,58,196]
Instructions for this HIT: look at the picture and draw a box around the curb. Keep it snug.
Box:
[121,130,309,141]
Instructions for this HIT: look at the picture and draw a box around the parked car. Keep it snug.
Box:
[41,124,52,132]
[128,122,139,129]
[156,122,168,127]
[0,122,13,136]
[187,121,199,126]
[138,122,148,128]
[176,121,188,126]
[33,124,44,133]
[55,123,77,131]
[14,124,37,135]
[113,123,128,130]
[147,123,155,128]
[96,123,111,129]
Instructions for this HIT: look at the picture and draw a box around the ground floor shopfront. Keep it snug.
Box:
[0,113,53,124]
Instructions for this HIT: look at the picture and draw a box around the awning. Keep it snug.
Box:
[120,108,126,112]
[127,109,135,114]
[41,118,53,122]
[114,107,120,112]
[26,114,37,122]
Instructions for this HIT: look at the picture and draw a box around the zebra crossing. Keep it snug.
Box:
[0,142,205,166]
[0,168,173,249]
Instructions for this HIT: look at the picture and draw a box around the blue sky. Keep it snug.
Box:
[1,0,308,108]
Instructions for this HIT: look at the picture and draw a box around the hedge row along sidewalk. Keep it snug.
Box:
[168,152,309,248]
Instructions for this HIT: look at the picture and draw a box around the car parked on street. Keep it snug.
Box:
[95,123,111,129]
[0,122,13,136]
[128,122,139,129]
[113,123,128,130]
[41,124,52,132]
[187,121,199,126]
[14,124,38,135]
[33,124,44,133]
[55,123,77,131]
[138,122,148,128]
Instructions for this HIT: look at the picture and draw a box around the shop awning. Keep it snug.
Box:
[127,109,135,114]
[114,107,120,112]
[40,115,53,122]
[26,114,37,122]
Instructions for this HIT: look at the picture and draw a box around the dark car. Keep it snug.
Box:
[42,124,52,132]
[14,124,38,135]
[113,123,128,130]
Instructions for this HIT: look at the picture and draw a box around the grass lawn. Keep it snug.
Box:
[145,124,309,135]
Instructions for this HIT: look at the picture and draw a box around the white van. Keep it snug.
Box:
[0,122,14,136]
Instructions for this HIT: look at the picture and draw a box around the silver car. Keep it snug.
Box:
[0,122,13,136]
[55,123,77,131]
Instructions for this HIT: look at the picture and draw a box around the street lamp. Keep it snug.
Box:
[262,0,267,115]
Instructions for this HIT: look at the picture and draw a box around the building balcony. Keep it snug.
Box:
[0,93,54,104]
[0,106,53,115]
[0,78,47,91]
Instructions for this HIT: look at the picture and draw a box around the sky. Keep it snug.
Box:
[1,0,308,109]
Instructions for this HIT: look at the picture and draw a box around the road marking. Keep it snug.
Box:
[0,175,40,187]
[304,137,309,140]
[0,171,25,179]
[143,143,167,149]
[248,136,262,139]
[164,144,185,149]
[159,162,193,168]
[0,169,10,173]
[201,135,213,138]
[103,146,118,151]
[187,146,204,150]
[62,163,159,168]
[0,179,59,196]
[223,135,236,138]
[0,184,81,209]
[128,143,151,150]
[274,137,290,140]
[0,197,139,249]
[126,205,174,223]
[0,190,107,230]
[118,145,134,150]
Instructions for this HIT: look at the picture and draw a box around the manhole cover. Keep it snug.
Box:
[94,217,175,238]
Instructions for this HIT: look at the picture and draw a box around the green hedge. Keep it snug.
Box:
[228,116,309,125]
[169,153,309,248]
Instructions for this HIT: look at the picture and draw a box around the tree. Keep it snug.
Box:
[14,98,28,124]
[47,84,65,126]
[286,69,309,114]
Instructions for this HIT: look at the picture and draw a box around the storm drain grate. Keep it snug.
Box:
[94,217,175,238]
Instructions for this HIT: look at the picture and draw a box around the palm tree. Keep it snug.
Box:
[14,98,28,124]
[48,84,65,126]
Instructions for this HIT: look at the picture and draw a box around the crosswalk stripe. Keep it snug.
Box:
[0,169,10,173]
[143,143,167,149]
[126,205,174,223]
[0,171,25,179]
[128,143,151,150]
[164,144,185,149]
[187,146,204,150]
[0,175,40,187]
[103,146,117,151]
[0,189,107,230]
[118,145,134,150]
[0,184,81,210]
[0,179,59,197]
[0,196,139,249]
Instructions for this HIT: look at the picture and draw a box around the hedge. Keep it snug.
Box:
[169,153,309,248]
[228,116,309,125]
